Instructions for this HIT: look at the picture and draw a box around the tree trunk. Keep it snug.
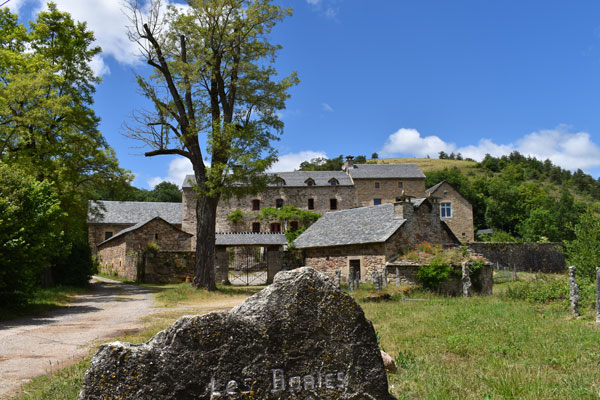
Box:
[192,191,218,290]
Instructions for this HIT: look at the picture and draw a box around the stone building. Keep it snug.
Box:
[294,198,461,282]
[88,162,475,280]
[425,180,475,242]
[95,216,193,281]
[88,200,182,256]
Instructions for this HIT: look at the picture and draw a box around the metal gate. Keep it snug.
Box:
[228,246,268,285]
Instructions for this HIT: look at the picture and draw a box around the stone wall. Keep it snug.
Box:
[353,178,426,207]
[304,243,387,282]
[183,185,357,238]
[384,200,460,258]
[430,181,474,242]
[386,263,493,295]
[88,223,131,256]
[467,242,566,273]
[143,251,195,283]
[96,238,129,278]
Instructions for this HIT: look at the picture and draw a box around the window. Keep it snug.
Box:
[329,178,339,186]
[398,182,403,189]
[290,221,299,231]
[441,202,452,218]
[252,199,260,211]
[270,223,281,233]
[373,199,382,205]
[275,198,284,209]
[252,222,261,233]
[374,182,380,189]
[443,191,448,199]
[104,231,113,240]
[276,179,285,187]
[305,178,315,186]
[307,198,315,210]
[330,198,338,210]
[154,233,159,240]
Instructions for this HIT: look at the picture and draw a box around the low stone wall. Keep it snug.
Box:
[142,251,195,283]
[386,263,493,295]
[468,242,566,273]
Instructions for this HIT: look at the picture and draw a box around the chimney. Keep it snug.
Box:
[393,197,413,220]
[343,155,354,172]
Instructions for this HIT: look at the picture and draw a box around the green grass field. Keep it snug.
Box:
[13,276,600,399]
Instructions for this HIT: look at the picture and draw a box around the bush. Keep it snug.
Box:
[52,239,94,286]
[566,210,600,281]
[0,165,65,305]
[504,276,595,309]
[416,255,453,290]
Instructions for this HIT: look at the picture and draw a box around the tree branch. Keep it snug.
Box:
[145,148,191,158]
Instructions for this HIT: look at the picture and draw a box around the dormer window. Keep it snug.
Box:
[305,178,315,186]
[329,178,339,186]
[276,179,285,187]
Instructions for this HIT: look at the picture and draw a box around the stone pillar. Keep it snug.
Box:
[462,262,472,297]
[215,247,229,284]
[267,246,283,284]
[349,264,358,291]
[596,267,600,324]
[334,270,341,288]
[375,273,383,291]
[395,267,401,286]
[383,268,388,288]
[569,266,580,317]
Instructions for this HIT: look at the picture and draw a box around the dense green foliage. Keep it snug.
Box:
[0,5,130,305]
[298,154,366,171]
[565,210,600,281]
[94,181,182,203]
[0,165,65,305]
[504,275,596,309]
[256,205,321,244]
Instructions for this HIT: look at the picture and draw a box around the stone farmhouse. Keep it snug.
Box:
[294,198,461,283]
[88,162,475,281]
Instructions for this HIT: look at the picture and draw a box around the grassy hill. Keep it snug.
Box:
[371,157,478,174]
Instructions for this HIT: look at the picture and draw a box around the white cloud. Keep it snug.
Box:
[147,157,194,188]
[28,0,190,76]
[322,102,334,112]
[269,150,327,172]
[379,125,600,173]
[380,128,455,158]
[306,0,339,19]
[306,0,321,4]
[5,0,29,13]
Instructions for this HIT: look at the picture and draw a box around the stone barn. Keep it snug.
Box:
[294,197,460,282]
[96,216,193,281]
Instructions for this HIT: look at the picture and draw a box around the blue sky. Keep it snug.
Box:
[7,0,600,187]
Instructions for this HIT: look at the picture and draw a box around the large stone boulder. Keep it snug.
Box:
[79,267,396,399]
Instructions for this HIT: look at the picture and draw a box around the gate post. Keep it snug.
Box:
[267,246,283,284]
[215,246,229,284]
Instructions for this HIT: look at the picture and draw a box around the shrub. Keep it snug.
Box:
[416,254,453,290]
[504,276,595,309]
[52,239,94,286]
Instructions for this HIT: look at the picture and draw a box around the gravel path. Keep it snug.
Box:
[0,277,157,398]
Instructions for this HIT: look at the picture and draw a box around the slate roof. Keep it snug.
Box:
[87,200,182,225]
[183,171,353,188]
[294,203,406,248]
[98,216,192,247]
[215,233,287,246]
[346,163,425,179]
[425,180,446,196]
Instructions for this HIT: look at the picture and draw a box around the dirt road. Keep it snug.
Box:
[0,277,158,398]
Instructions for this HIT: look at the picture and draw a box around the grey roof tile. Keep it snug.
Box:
[216,233,287,246]
[98,216,191,247]
[183,171,353,188]
[87,200,182,224]
[347,163,425,179]
[294,203,406,248]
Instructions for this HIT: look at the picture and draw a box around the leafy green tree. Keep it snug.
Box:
[146,182,182,202]
[125,0,298,289]
[0,165,65,305]
[371,152,379,159]
[0,5,130,285]
[257,205,320,230]
[566,210,600,281]
[299,155,345,171]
